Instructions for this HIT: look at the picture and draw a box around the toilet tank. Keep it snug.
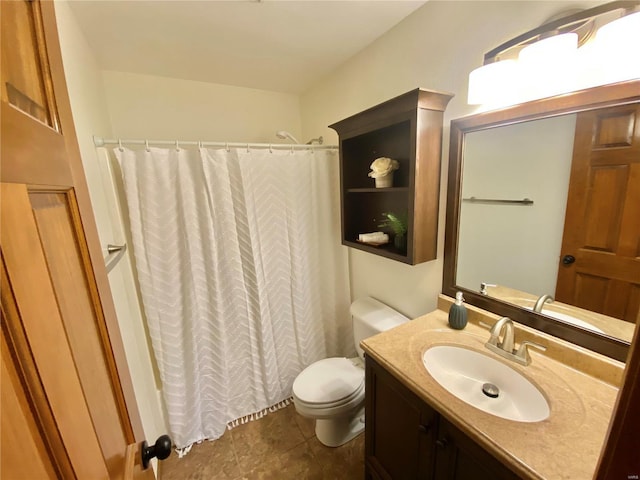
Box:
[350,297,409,358]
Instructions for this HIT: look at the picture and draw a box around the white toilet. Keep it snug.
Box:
[292,297,408,447]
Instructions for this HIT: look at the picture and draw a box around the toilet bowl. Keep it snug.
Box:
[292,297,408,447]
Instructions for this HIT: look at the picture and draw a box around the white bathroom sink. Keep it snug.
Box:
[422,345,550,423]
[540,309,604,334]
[526,307,604,334]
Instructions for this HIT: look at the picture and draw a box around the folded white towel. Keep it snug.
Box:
[359,232,381,242]
[358,232,389,243]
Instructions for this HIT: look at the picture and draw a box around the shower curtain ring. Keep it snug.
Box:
[246,143,250,153]
[198,140,203,149]
[145,139,150,152]
[175,140,180,151]
[269,144,273,153]
[118,139,124,152]
[225,143,230,152]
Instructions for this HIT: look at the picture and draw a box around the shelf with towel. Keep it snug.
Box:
[462,197,534,205]
[104,243,127,273]
[330,88,453,265]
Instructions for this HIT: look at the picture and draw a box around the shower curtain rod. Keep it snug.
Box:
[93,136,338,151]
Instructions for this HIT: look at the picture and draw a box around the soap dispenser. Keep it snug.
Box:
[448,292,468,330]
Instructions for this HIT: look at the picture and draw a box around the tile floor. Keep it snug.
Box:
[159,404,365,480]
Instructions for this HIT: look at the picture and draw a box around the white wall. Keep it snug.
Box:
[54,0,115,247]
[54,2,168,471]
[101,71,302,143]
[300,0,601,319]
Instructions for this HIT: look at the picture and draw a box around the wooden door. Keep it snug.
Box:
[1,1,153,479]
[556,103,640,323]
[1,314,62,480]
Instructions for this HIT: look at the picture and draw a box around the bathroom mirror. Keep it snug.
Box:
[443,79,640,362]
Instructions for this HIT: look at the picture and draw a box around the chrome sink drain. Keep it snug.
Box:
[482,382,500,398]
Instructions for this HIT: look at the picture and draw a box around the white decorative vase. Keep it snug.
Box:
[375,173,393,188]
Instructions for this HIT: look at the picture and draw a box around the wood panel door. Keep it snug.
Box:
[556,103,640,324]
[1,1,154,479]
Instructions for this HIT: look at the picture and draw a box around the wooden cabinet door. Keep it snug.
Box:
[556,104,640,323]
[1,1,153,479]
[433,418,519,480]
[365,357,437,480]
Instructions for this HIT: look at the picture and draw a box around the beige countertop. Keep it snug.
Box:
[361,304,622,480]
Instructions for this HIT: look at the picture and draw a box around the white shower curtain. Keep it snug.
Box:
[115,146,352,451]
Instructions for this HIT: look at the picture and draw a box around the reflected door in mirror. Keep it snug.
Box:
[557,104,640,323]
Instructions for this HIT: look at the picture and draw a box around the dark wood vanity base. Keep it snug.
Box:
[365,356,520,480]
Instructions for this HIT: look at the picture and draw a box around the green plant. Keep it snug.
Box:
[378,212,408,236]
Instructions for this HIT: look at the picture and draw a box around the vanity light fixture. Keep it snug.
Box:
[468,1,640,107]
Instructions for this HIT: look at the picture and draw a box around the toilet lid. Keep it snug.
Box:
[293,357,364,405]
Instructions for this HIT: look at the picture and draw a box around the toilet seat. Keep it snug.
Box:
[292,357,364,408]
[290,298,408,447]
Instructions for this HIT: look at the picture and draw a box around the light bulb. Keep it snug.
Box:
[518,33,578,101]
[467,60,518,106]
[592,11,640,84]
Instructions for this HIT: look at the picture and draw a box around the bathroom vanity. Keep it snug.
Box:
[434,79,640,477]
[361,296,623,480]
[365,355,518,479]
[359,79,639,479]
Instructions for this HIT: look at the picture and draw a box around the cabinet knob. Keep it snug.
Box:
[418,423,431,434]
[436,438,448,449]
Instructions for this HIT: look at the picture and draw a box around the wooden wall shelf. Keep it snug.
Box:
[330,88,453,265]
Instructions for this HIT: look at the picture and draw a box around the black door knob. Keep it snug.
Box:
[562,255,576,265]
[141,434,172,469]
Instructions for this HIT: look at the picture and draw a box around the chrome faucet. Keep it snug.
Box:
[486,317,515,353]
[533,294,554,313]
[482,317,546,366]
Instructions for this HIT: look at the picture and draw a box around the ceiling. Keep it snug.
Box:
[68,1,426,94]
